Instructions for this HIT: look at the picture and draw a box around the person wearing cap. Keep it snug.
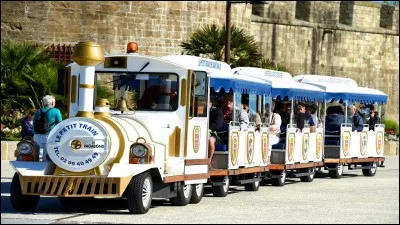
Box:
[33,95,63,161]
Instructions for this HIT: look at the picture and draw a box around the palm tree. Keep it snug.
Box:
[181,24,262,68]
[259,58,291,74]
[1,39,62,113]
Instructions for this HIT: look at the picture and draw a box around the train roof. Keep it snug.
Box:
[293,75,388,104]
[232,67,326,102]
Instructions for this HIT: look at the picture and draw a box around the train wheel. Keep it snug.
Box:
[362,162,377,177]
[244,173,260,191]
[170,183,192,206]
[189,183,204,204]
[212,175,229,197]
[328,163,343,179]
[10,173,40,211]
[271,170,286,186]
[300,167,315,182]
[127,172,153,214]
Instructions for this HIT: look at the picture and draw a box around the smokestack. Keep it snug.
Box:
[72,41,105,118]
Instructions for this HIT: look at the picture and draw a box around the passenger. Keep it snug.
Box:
[307,103,319,126]
[279,102,291,127]
[268,101,282,146]
[325,105,345,133]
[221,95,249,131]
[367,105,380,131]
[294,102,316,132]
[33,95,63,161]
[347,104,364,132]
[208,100,224,163]
[21,109,36,140]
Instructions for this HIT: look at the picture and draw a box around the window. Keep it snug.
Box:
[339,1,354,26]
[380,4,394,29]
[95,72,179,112]
[190,71,208,117]
[295,1,311,22]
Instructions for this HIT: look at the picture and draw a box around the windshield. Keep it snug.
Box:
[95,72,179,111]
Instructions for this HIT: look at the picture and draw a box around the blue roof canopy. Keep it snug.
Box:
[272,87,326,102]
[210,77,271,96]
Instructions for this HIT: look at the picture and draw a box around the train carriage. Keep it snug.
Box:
[162,55,273,197]
[293,75,387,178]
[232,67,326,186]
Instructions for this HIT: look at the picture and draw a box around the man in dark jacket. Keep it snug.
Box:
[368,105,380,131]
[208,101,223,163]
[348,104,364,132]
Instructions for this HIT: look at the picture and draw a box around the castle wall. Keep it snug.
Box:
[1,1,399,123]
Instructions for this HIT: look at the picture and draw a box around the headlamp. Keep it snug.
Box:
[17,141,34,155]
[130,144,148,158]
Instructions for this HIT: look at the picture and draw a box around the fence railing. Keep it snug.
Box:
[34,43,74,65]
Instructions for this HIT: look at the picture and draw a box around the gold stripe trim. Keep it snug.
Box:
[184,70,191,157]
[66,67,71,118]
[95,115,125,166]
[76,111,94,118]
[71,75,77,103]
[180,78,187,106]
[79,84,95,89]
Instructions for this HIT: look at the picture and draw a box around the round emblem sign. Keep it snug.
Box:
[247,132,255,164]
[376,131,383,155]
[193,126,201,154]
[261,132,268,164]
[360,132,368,156]
[316,133,322,159]
[302,133,309,160]
[230,132,239,166]
[47,117,109,172]
[288,133,295,161]
[342,131,351,156]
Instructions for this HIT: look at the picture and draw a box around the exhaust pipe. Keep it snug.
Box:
[72,41,105,118]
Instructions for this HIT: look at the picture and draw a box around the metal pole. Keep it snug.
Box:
[225,0,231,65]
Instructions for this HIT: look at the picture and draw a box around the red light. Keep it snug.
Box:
[127,42,138,53]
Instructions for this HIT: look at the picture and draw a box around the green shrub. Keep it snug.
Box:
[382,119,399,135]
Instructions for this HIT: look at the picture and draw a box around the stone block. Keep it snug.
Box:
[384,141,399,156]
[1,141,18,161]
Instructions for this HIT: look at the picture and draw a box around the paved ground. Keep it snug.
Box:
[1,156,399,224]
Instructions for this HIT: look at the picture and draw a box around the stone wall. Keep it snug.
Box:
[1,1,251,56]
[251,1,399,124]
[1,1,399,123]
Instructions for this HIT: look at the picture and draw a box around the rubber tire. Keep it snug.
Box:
[271,170,286,186]
[127,172,153,214]
[362,162,377,177]
[189,183,204,204]
[170,183,192,206]
[244,173,260,191]
[212,176,229,197]
[328,163,343,179]
[300,167,315,182]
[10,173,40,211]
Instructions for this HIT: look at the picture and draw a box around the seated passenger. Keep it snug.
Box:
[347,104,364,132]
[208,100,224,163]
[325,105,345,133]
[268,101,282,149]
[221,95,249,131]
[368,105,380,131]
[294,103,316,132]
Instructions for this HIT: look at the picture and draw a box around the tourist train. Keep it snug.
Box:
[10,42,387,214]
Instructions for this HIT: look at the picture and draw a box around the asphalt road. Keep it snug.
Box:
[1,156,399,224]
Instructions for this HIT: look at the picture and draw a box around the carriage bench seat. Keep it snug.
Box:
[215,144,228,152]
[324,139,340,146]
[272,143,286,150]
